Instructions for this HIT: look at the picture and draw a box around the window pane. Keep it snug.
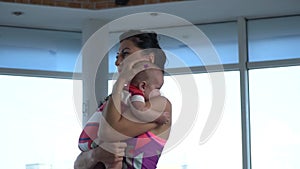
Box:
[0,27,82,72]
[248,16,300,62]
[157,72,242,169]
[109,71,242,168]
[0,75,82,169]
[249,66,300,169]
[108,34,204,72]
[197,22,238,64]
[160,35,203,68]
[108,22,238,73]
[108,44,119,73]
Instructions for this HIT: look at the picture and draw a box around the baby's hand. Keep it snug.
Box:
[154,111,170,125]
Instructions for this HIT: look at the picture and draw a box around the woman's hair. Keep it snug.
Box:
[119,30,167,71]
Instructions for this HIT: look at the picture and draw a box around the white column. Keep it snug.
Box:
[81,19,110,125]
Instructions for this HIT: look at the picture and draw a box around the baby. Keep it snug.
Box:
[78,61,170,169]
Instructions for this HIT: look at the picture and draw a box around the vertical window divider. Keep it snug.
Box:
[238,17,252,169]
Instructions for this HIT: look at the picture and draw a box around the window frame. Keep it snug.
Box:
[1,14,300,169]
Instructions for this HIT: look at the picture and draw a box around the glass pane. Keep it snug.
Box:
[0,27,82,72]
[108,34,204,73]
[108,22,238,73]
[108,71,242,168]
[248,16,300,62]
[249,66,300,169]
[197,22,238,64]
[159,35,203,68]
[0,75,82,169]
[108,44,119,73]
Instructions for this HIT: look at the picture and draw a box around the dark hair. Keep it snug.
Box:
[119,30,167,71]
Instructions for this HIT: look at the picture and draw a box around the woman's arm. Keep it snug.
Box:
[100,89,171,141]
[99,93,158,141]
[74,149,102,169]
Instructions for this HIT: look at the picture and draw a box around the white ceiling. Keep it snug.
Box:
[0,0,300,32]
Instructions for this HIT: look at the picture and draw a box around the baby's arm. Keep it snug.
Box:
[129,96,170,124]
[130,93,147,112]
[128,85,169,124]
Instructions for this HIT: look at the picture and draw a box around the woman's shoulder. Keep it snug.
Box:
[147,95,172,115]
[150,95,172,106]
[150,95,171,102]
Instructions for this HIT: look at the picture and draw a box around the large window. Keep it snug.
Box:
[158,72,242,169]
[2,14,300,169]
[249,66,300,169]
[107,21,241,168]
[108,71,242,168]
[0,75,82,169]
[247,15,300,169]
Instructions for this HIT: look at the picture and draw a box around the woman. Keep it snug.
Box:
[74,30,172,169]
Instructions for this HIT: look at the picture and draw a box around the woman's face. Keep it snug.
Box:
[115,39,142,72]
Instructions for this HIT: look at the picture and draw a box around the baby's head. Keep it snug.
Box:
[130,61,164,100]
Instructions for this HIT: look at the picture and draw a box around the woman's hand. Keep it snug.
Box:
[115,51,153,90]
[99,142,127,158]
[74,142,126,169]
[93,142,127,165]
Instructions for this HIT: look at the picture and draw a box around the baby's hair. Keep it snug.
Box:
[130,61,163,86]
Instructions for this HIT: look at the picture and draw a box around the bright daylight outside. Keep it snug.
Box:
[1,66,299,169]
[0,76,82,169]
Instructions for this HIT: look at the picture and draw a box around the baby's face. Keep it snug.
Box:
[144,69,164,100]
